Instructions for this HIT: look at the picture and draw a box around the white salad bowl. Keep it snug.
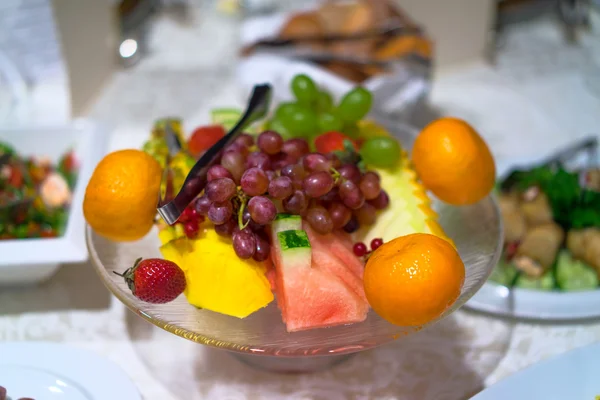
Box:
[0,120,107,285]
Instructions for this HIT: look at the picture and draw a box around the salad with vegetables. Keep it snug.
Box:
[492,157,600,291]
[0,141,78,240]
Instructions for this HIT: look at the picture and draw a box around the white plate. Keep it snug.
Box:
[0,342,141,400]
[471,341,600,399]
[465,147,600,321]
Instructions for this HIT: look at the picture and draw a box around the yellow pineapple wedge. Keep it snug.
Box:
[356,149,454,247]
[159,226,274,318]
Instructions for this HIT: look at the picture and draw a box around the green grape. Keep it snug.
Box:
[279,105,318,137]
[360,137,401,168]
[317,112,344,133]
[316,89,334,112]
[341,122,360,139]
[275,102,299,121]
[267,118,294,140]
[291,74,318,106]
[337,87,373,123]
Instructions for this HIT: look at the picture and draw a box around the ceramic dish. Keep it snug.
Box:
[0,120,108,285]
[466,150,600,321]
[0,342,141,400]
[472,341,600,400]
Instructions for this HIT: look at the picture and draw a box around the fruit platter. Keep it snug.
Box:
[85,75,501,368]
[467,139,600,321]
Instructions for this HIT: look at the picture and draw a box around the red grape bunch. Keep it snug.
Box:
[192,130,389,260]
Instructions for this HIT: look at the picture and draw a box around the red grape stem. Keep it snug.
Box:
[330,167,341,184]
[237,193,249,230]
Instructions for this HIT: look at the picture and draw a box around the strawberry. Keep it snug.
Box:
[114,258,186,304]
[314,131,357,154]
[187,125,226,157]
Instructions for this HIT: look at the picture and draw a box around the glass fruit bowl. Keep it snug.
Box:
[86,117,502,373]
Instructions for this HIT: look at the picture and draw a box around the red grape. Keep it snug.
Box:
[208,201,232,225]
[271,152,295,170]
[302,153,331,172]
[268,176,294,199]
[253,234,271,262]
[224,142,249,157]
[354,203,377,225]
[306,206,333,234]
[234,133,255,147]
[343,217,359,233]
[242,208,262,231]
[338,164,361,184]
[233,228,256,259]
[257,130,283,155]
[359,171,381,200]
[207,165,233,182]
[280,163,306,189]
[241,167,269,196]
[248,196,277,225]
[328,202,351,229]
[221,151,245,182]
[246,151,272,170]
[206,177,236,202]
[339,180,365,209]
[214,218,236,236]
[194,195,212,215]
[283,190,308,215]
[304,171,334,198]
[282,138,309,160]
[369,190,389,209]
[320,187,339,205]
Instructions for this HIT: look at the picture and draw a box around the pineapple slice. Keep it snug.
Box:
[356,150,453,246]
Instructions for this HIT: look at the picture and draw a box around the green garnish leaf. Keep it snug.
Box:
[501,165,600,230]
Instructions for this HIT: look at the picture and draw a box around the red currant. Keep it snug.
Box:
[353,242,368,257]
[180,206,198,223]
[370,238,384,251]
[184,221,199,238]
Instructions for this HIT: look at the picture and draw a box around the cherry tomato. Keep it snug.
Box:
[61,151,77,172]
[8,166,23,187]
[187,125,226,156]
[314,131,357,154]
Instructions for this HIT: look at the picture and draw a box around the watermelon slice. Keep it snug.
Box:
[272,229,369,332]
[303,223,367,301]
[304,222,365,281]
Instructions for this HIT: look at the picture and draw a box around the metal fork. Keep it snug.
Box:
[157,83,272,225]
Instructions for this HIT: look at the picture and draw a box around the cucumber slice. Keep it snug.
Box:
[210,108,260,134]
[516,270,555,291]
[556,250,599,291]
[276,230,312,269]
[211,108,242,127]
[272,214,302,235]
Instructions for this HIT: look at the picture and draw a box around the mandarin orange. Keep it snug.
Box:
[411,117,495,206]
[84,149,161,242]
[364,233,465,327]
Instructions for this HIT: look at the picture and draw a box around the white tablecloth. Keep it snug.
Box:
[2,5,600,399]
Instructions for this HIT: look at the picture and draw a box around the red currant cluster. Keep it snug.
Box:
[353,237,383,258]
[177,204,205,239]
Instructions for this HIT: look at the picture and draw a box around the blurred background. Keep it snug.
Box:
[0,1,599,399]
